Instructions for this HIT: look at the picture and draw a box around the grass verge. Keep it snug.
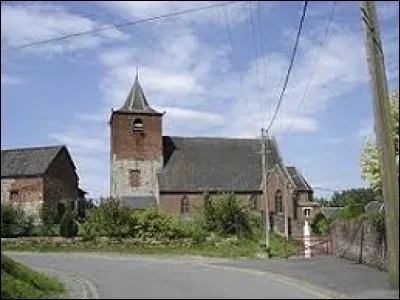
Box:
[1,253,64,299]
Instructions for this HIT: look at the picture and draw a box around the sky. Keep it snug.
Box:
[1,1,399,200]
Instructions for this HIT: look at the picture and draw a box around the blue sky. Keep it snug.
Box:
[1,1,399,199]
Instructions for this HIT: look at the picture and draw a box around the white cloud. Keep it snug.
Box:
[157,106,225,127]
[1,2,127,54]
[1,74,24,85]
[98,1,251,27]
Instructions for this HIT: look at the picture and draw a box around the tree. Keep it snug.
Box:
[59,209,78,239]
[202,192,257,238]
[313,197,331,207]
[361,89,399,195]
[330,188,377,208]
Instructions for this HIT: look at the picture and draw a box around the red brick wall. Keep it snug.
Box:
[159,192,262,216]
[111,112,163,161]
[159,193,204,216]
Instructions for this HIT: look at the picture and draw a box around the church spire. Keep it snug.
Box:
[118,73,159,114]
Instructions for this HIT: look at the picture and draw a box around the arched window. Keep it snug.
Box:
[132,118,144,132]
[275,190,283,214]
[249,194,257,210]
[180,196,190,214]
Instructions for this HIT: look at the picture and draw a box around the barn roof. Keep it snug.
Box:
[1,145,65,178]
[158,136,281,192]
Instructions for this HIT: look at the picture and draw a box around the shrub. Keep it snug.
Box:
[130,209,185,240]
[81,198,132,240]
[1,204,34,238]
[59,209,78,239]
[40,200,58,226]
[311,212,327,235]
[178,214,209,244]
[202,193,256,238]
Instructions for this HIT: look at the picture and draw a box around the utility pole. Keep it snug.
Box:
[361,1,399,289]
[261,128,271,257]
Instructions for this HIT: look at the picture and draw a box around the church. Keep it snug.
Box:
[109,76,319,238]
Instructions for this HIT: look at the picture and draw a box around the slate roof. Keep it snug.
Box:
[286,166,312,191]
[1,145,65,178]
[158,136,280,192]
[118,75,161,115]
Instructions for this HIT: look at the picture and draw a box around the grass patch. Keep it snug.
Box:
[2,234,301,259]
[1,253,64,299]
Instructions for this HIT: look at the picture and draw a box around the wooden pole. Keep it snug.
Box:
[361,1,399,288]
[261,128,271,257]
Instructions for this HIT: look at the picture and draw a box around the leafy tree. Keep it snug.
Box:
[330,204,364,222]
[202,192,257,238]
[330,188,377,208]
[361,89,399,195]
[59,209,78,239]
[313,197,331,207]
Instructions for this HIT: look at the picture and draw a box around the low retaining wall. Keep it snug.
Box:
[330,217,387,270]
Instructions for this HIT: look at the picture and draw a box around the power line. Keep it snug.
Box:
[265,1,309,133]
[281,1,337,139]
[1,1,243,51]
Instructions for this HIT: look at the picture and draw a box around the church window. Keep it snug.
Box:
[180,196,190,214]
[129,169,141,187]
[133,118,144,132]
[275,190,283,214]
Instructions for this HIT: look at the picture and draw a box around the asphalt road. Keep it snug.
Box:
[6,253,332,299]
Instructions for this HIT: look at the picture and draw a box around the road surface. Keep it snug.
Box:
[6,252,334,299]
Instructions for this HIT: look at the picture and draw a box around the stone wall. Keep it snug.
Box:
[111,158,162,204]
[1,177,44,219]
[330,217,387,270]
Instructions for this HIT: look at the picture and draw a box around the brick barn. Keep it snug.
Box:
[110,76,320,237]
[1,145,82,221]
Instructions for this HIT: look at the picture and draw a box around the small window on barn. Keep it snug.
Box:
[129,169,141,187]
[133,118,144,132]
[249,194,257,210]
[9,190,19,202]
[275,190,283,214]
[181,196,190,214]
